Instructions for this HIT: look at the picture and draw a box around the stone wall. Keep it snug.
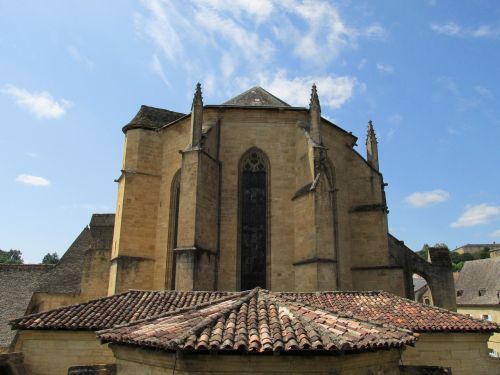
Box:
[457,306,500,356]
[111,344,403,374]
[402,332,499,375]
[14,331,114,375]
[110,105,406,294]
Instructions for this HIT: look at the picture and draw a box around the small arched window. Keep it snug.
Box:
[239,148,269,290]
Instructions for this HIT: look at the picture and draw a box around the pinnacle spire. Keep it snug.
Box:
[366,120,379,170]
[366,120,377,144]
[192,82,203,108]
[190,83,203,147]
[309,84,322,144]
[309,83,321,112]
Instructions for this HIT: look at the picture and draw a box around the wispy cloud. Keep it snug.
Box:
[376,63,394,73]
[256,70,356,109]
[451,203,500,228]
[491,229,500,238]
[431,22,500,39]
[405,189,450,208]
[150,54,169,86]
[385,114,403,139]
[16,174,50,187]
[1,84,71,119]
[134,0,385,107]
[67,46,95,70]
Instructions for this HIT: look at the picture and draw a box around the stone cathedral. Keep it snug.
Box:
[9,85,498,375]
[107,84,453,303]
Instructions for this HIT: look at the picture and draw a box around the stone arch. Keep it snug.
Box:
[237,147,270,290]
[389,235,456,310]
[166,169,181,289]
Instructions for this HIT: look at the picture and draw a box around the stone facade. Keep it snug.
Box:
[108,85,446,300]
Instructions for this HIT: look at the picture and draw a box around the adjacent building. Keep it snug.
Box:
[456,256,500,357]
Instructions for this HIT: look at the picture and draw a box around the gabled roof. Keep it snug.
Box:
[456,257,500,306]
[123,105,185,133]
[97,289,415,354]
[11,289,498,334]
[222,86,291,107]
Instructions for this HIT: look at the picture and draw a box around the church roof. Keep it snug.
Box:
[11,289,498,334]
[222,86,291,107]
[123,105,185,133]
[97,289,415,354]
[455,257,500,306]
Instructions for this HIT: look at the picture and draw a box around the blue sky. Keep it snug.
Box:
[1,0,499,263]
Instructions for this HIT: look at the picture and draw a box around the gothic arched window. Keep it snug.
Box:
[239,148,269,290]
[167,170,181,289]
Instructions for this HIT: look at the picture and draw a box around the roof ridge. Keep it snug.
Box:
[166,289,258,350]
[97,290,252,342]
[270,292,416,347]
[222,86,291,107]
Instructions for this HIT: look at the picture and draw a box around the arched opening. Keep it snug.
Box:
[167,169,181,290]
[238,148,269,290]
[412,273,434,306]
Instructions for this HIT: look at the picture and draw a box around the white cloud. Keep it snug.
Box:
[256,70,356,109]
[431,22,500,38]
[363,24,388,40]
[405,189,450,208]
[150,54,170,86]
[451,204,500,228]
[16,174,50,187]
[471,25,500,38]
[431,22,461,36]
[67,46,95,69]
[1,84,71,119]
[376,63,394,73]
[491,229,500,238]
[358,58,367,70]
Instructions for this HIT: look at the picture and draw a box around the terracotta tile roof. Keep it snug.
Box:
[11,290,498,335]
[97,289,415,353]
[282,291,499,332]
[11,290,233,330]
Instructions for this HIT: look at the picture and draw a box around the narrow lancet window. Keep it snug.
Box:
[168,170,181,289]
[240,149,268,290]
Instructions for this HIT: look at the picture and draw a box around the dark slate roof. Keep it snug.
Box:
[98,289,415,354]
[223,86,291,107]
[12,290,498,334]
[123,105,185,133]
[35,227,92,295]
[413,278,427,292]
[455,257,500,306]
[36,213,115,294]
[0,264,54,348]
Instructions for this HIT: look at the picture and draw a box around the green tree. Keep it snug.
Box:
[41,252,59,265]
[417,244,430,259]
[0,249,24,264]
[479,247,490,259]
